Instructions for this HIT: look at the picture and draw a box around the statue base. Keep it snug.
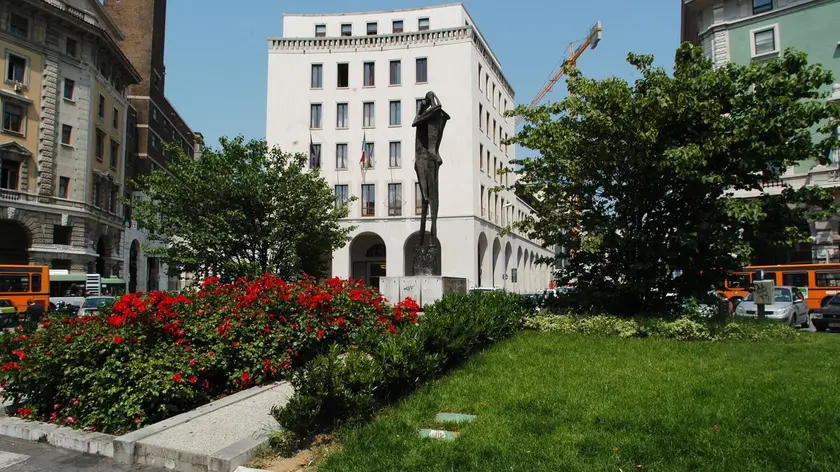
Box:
[379,276,467,308]
[413,245,441,276]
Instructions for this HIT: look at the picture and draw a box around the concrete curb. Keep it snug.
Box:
[0,416,115,457]
[234,467,271,472]
[113,381,287,467]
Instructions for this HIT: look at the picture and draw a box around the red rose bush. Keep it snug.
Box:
[0,275,418,433]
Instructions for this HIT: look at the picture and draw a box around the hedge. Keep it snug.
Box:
[0,275,419,433]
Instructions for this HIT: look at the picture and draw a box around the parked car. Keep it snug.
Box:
[469,287,502,296]
[811,294,840,332]
[0,298,17,327]
[76,296,115,317]
[733,286,809,327]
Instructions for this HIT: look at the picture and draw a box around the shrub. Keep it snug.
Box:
[663,318,713,341]
[272,291,528,437]
[0,275,416,433]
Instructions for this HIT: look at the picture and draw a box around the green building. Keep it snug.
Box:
[682,0,840,264]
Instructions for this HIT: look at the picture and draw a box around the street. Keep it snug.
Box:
[0,437,166,472]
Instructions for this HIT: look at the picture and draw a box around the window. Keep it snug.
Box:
[480,185,486,216]
[337,63,349,88]
[66,38,78,58]
[782,272,808,288]
[415,182,423,215]
[389,141,401,167]
[493,156,497,181]
[0,160,19,190]
[479,104,483,130]
[366,22,377,35]
[390,60,401,85]
[53,225,71,245]
[341,24,352,36]
[95,130,104,161]
[310,103,322,129]
[153,71,161,89]
[418,18,430,31]
[363,102,375,128]
[753,27,777,56]
[389,100,401,126]
[753,0,773,14]
[113,107,119,129]
[492,83,496,107]
[498,92,502,110]
[315,24,326,37]
[2,101,23,134]
[61,124,72,145]
[485,74,489,97]
[392,20,403,33]
[311,64,323,88]
[9,13,28,38]
[110,139,119,169]
[63,78,75,100]
[486,111,490,136]
[336,143,348,169]
[416,58,427,83]
[309,143,321,169]
[58,176,69,199]
[363,142,375,168]
[361,184,375,216]
[6,53,26,84]
[416,98,424,115]
[816,272,840,287]
[511,268,518,283]
[493,119,497,144]
[479,144,484,170]
[335,184,349,207]
[478,64,483,90]
[98,94,105,117]
[152,107,158,122]
[503,98,507,113]
[151,134,158,150]
[336,103,348,128]
[363,62,375,86]
[388,183,402,216]
[486,150,490,174]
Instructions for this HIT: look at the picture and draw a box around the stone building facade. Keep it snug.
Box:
[0,0,140,277]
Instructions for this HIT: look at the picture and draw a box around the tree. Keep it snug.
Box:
[509,44,840,315]
[129,136,353,283]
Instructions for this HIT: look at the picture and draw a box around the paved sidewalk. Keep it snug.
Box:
[0,436,165,471]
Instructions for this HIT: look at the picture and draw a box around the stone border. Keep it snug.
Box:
[234,467,271,472]
[0,416,116,457]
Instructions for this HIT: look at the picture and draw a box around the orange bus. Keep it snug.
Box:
[0,265,50,314]
[719,263,840,311]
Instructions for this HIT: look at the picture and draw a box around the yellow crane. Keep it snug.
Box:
[515,21,603,126]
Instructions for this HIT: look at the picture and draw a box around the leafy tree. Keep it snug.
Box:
[129,136,353,283]
[509,44,840,315]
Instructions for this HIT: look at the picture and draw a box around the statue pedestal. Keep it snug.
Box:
[412,245,440,276]
[379,276,467,308]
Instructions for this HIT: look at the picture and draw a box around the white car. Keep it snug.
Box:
[76,296,115,317]
[733,286,809,327]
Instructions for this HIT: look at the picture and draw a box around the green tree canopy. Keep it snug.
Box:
[129,136,352,283]
[510,44,840,315]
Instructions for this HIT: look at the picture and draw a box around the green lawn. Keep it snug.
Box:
[320,331,840,471]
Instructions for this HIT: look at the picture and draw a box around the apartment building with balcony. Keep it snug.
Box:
[103,0,200,292]
[267,3,554,292]
[682,0,840,264]
[0,0,140,278]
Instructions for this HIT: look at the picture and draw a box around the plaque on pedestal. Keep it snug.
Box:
[380,275,467,308]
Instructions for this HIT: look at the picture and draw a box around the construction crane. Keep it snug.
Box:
[515,21,602,126]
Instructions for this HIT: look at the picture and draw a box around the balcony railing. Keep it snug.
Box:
[0,189,124,225]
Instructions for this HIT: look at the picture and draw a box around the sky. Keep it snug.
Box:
[162,0,682,149]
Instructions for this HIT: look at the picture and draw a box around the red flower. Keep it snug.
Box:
[241,372,250,382]
[389,324,398,334]
[208,351,216,357]
[232,341,240,347]
[2,362,21,372]
[316,329,325,340]
[64,335,72,343]
[113,336,123,345]
[264,326,271,334]
[17,408,32,418]
[11,350,24,360]
[66,416,77,424]
[189,376,197,384]
[172,373,183,383]
[190,358,197,366]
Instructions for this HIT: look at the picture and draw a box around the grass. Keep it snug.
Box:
[319,331,840,471]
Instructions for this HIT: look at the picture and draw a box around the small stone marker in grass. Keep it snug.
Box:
[418,429,459,441]
[435,412,477,424]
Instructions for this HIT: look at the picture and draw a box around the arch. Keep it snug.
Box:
[477,232,488,287]
[0,220,30,264]
[491,237,502,288]
[349,232,387,288]
[403,231,441,276]
[128,240,140,293]
[516,246,524,293]
[504,242,513,289]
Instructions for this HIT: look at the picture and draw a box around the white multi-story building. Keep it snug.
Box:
[266,3,553,292]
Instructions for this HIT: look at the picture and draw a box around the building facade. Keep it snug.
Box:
[682,0,840,264]
[103,0,200,292]
[0,0,140,278]
[267,3,554,293]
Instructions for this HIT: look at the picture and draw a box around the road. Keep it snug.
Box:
[0,437,166,472]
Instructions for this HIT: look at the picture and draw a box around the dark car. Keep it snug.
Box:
[812,294,840,332]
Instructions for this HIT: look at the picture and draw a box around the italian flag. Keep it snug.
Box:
[360,132,367,166]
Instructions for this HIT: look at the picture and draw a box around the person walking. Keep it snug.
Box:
[23,300,45,328]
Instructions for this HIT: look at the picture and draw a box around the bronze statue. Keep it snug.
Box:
[412,91,450,248]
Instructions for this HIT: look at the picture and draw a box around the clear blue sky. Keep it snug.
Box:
[162,0,681,149]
